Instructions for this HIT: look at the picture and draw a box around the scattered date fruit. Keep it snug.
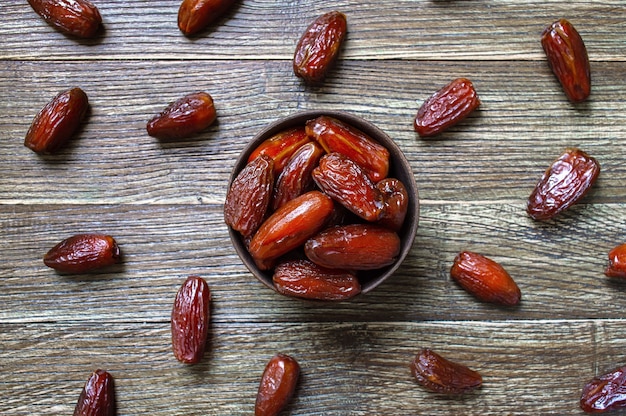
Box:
[147,91,217,140]
[171,275,211,364]
[605,244,626,278]
[44,233,120,273]
[255,353,300,416]
[580,364,626,413]
[411,348,483,394]
[28,0,102,38]
[73,369,116,416]
[178,0,236,36]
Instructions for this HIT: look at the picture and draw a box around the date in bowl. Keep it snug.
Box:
[226,110,419,301]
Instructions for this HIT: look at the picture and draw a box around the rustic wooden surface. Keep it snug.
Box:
[2,1,626,414]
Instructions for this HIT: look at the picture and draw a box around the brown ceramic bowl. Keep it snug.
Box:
[226,110,419,299]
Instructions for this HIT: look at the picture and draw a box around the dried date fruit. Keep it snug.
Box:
[28,0,102,38]
[304,224,400,270]
[255,353,300,416]
[44,234,120,273]
[605,244,626,278]
[411,348,482,394]
[147,92,217,140]
[293,11,347,84]
[178,0,236,36]
[248,191,335,269]
[580,364,626,413]
[312,153,384,222]
[376,178,409,231]
[527,148,600,221]
[247,127,310,176]
[541,18,591,103]
[306,115,389,182]
[224,155,274,238]
[24,87,89,154]
[273,259,361,301]
[450,251,521,306]
[73,369,116,416]
[413,78,480,138]
[171,275,211,364]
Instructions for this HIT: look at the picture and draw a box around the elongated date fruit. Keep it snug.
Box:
[255,353,300,416]
[24,87,89,154]
[273,260,361,301]
[414,78,480,137]
[376,178,409,231]
[580,364,626,413]
[73,369,116,416]
[28,0,102,38]
[306,115,389,182]
[541,18,591,103]
[178,0,236,36]
[224,155,274,238]
[450,251,521,306]
[147,92,216,140]
[293,11,347,84]
[248,127,310,176]
[171,276,211,364]
[527,148,600,221]
[411,349,482,394]
[605,244,626,278]
[305,224,400,270]
[44,234,120,273]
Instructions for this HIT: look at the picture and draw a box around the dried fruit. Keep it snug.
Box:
[224,155,274,238]
[304,224,400,270]
[413,78,480,137]
[541,18,591,103]
[293,11,347,84]
[248,191,335,269]
[605,244,626,278]
[273,259,361,300]
[312,153,384,222]
[147,92,216,140]
[580,364,626,413]
[255,353,300,416]
[73,369,116,416]
[171,275,211,364]
[306,115,389,182]
[178,0,236,36]
[411,348,482,394]
[28,0,102,38]
[450,251,521,306]
[248,127,310,176]
[43,234,120,273]
[24,87,89,154]
[527,148,600,221]
[376,178,409,231]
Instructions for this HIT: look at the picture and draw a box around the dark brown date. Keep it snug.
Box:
[147,92,216,140]
[73,369,116,416]
[376,178,409,231]
[171,275,211,364]
[44,234,120,273]
[28,0,102,38]
[580,364,626,413]
[255,353,300,416]
[411,348,482,394]
[605,244,626,278]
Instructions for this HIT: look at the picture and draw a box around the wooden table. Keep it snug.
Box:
[2,1,626,414]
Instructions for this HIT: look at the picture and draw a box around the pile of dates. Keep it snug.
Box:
[224,115,410,301]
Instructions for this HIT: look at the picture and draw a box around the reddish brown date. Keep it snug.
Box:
[44,234,120,273]
[541,18,591,103]
[411,348,482,394]
[171,276,211,364]
[414,78,480,137]
[248,127,311,176]
[255,353,300,416]
[376,178,409,231]
[273,259,361,301]
[73,369,116,416]
[450,251,521,306]
[24,87,89,154]
[28,0,102,38]
[605,244,626,278]
[224,155,274,238]
[305,224,400,270]
[178,0,236,36]
[580,364,626,413]
[147,92,216,140]
[293,11,347,84]
[527,148,600,221]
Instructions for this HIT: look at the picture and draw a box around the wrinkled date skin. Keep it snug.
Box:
[24,87,89,154]
[248,127,311,176]
[147,91,217,140]
[73,369,116,416]
[580,365,626,413]
[178,0,236,36]
[541,18,591,103]
[273,259,361,301]
[305,224,400,271]
[450,251,521,306]
[44,234,120,273]
[224,155,274,238]
[376,178,409,231]
[414,78,480,138]
[293,11,347,84]
[28,0,102,38]
[605,244,626,278]
[306,115,389,182]
[255,353,300,416]
[171,276,211,364]
[527,148,600,221]
[411,348,483,394]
